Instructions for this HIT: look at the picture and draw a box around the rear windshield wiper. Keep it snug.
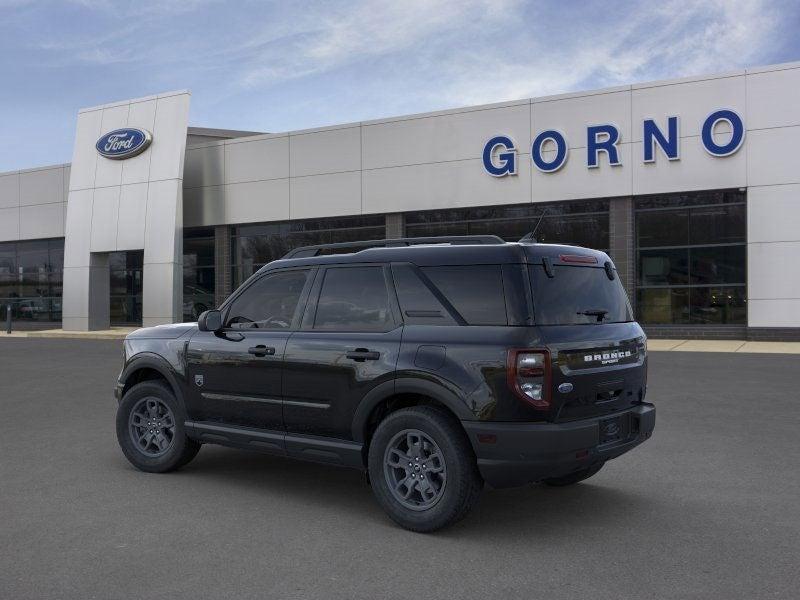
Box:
[577,309,608,322]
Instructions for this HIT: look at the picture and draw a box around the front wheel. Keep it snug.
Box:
[368,406,482,532]
[116,380,200,473]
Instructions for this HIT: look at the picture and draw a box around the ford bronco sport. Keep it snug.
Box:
[115,235,655,532]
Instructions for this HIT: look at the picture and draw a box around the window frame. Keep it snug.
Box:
[220,265,317,332]
[300,263,401,333]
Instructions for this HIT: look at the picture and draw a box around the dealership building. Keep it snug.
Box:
[1,60,799,339]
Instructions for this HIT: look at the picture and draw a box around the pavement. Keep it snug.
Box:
[0,338,798,600]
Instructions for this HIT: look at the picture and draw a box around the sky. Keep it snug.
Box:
[0,0,798,171]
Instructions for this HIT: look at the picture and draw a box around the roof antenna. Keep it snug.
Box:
[519,208,548,243]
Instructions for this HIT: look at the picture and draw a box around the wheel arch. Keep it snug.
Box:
[120,353,185,407]
[352,377,473,446]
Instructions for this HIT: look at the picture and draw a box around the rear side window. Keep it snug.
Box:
[530,265,633,325]
[314,266,394,331]
[421,265,507,325]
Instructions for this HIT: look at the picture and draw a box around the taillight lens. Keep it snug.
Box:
[507,349,551,410]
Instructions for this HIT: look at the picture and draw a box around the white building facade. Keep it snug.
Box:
[1,61,799,339]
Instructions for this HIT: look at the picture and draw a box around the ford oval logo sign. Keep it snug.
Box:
[96,128,152,160]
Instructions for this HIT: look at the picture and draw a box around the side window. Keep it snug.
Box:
[391,264,457,326]
[226,270,309,329]
[314,266,393,331]
[421,265,508,325]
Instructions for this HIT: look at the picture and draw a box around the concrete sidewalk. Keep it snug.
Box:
[1,328,799,353]
[647,339,800,354]
[0,327,137,340]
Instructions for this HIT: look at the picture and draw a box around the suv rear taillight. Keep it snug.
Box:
[507,349,551,410]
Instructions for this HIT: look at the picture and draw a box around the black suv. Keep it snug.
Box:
[115,235,655,532]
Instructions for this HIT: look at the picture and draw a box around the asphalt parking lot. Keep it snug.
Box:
[0,338,798,599]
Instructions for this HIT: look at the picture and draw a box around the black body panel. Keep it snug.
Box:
[116,239,655,488]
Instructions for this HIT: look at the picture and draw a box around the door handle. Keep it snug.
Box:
[346,349,380,362]
[248,345,276,357]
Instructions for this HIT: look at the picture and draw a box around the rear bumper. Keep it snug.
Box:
[462,403,655,489]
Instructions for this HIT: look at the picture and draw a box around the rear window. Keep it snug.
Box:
[421,265,507,325]
[530,265,633,325]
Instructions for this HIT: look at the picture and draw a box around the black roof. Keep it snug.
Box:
[258,237,611,274]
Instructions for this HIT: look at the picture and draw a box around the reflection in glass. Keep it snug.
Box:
[635,189,746,325]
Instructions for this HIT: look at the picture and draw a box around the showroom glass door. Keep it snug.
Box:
[110,251,143,326]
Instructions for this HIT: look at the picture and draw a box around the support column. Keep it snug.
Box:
[214,225,232,306]
[386,213,405,239]
[608,197,635,310]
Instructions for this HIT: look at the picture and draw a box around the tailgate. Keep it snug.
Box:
[538,323,647,422]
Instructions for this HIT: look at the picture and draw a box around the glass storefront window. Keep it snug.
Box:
[405,200,610,250]
[231,215,386,288]
[109,251,143,326]
[635,190,746,325]
[183,228,216,321]
[0,238,64,324]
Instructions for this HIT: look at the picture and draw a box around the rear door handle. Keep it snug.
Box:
[248,345,276,357]
[346,349,380,362]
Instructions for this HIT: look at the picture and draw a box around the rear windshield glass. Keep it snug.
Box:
[530,265,633,325]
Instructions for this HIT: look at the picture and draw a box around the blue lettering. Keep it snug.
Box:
[702,109,745,157]
[482,135,517,176]
[587,124,621,168]
[531,130,568,173]
[643,116,679,162]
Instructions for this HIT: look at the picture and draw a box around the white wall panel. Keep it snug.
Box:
[290,126,360,177]
[116,183,148,250]
[0,207,19,240]
[94,104,129,189]
[143,179,181,264]
[534,90,631,147]
[63,189,93,268]
[89,186,120,251]
[363,103,530,169]
[19,202,64,240]
[121,100,157,185]
[747,184,800,243]
[631,75,746,141]
[748,299,800,327]
[69,109,103,191]
[20,167,64,206]
[746,126,800,186]
[225,136,289,183]
[632,139,747,195]
[225,178,290,224]
[291,171,361,219]
[0,173,19,209]
[149,93,191,182]
[532,144,632,202]
[363,158,530,215]
[746,68,800,130]
[748,241,800,300]
[61,266,90,319]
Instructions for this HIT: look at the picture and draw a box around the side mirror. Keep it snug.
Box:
[197,309,223,332]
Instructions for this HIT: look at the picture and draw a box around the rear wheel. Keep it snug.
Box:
[368,406,482,532]
[116,380,200,473]
[543,462,605,487]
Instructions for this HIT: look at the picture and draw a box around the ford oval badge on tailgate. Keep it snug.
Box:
[558,382,574,394]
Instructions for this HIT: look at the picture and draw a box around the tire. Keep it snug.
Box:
[368,406,482,532]
[116,380,200,473]
[542,462,605,487]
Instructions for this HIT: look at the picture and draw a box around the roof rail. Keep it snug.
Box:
[281,235,505,259]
